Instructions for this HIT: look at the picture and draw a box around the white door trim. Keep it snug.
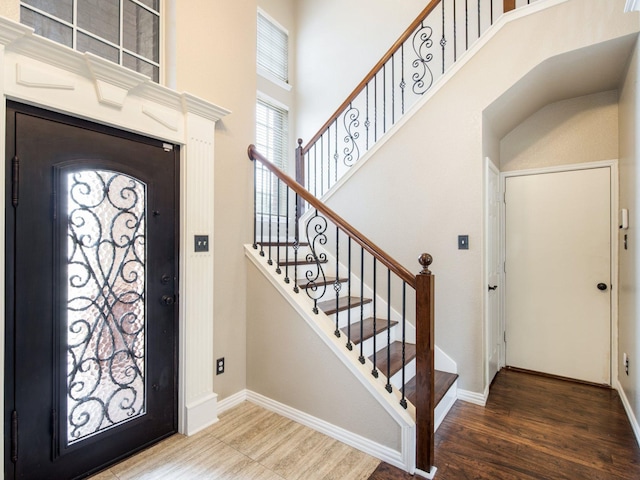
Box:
[500,160,619,385]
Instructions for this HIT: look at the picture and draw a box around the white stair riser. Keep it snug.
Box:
[355,324,400,358]
[390,358,416,390]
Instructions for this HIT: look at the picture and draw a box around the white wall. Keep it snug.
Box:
[294,0,427,142]
[618,35,640,435]
[501,91,619,171]
[319,0,640,395]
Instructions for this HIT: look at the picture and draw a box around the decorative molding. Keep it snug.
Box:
[616,380,640,447]
[142,104,180,131]
[246,390,409,471]
[16,62,75,90]
[85,52,149,108]
[184,392,219,436]
[0,16,30,46]
[182,92,231,122]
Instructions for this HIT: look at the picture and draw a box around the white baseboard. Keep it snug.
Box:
[457,388,487,406]
[216,389,248,415]
[616,380,640,447]
[184,392,219,435]
[246,390,410,471]
[415,466,437,479]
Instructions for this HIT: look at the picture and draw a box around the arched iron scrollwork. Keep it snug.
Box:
[66,170,146,444]
[342,104,361,167]
[304,210,328,313]
[411,21,434,95]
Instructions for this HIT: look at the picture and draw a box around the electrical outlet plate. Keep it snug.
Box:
[458,235,469,250]
[216,357,224,375]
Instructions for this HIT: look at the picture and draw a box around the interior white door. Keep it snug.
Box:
[487,161,501,384]
[505,167,611,385]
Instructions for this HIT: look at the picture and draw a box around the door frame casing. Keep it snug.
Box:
[500,160,619,385]
[0,16,230,472]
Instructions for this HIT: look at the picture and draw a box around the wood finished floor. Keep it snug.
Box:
[90,369,640,479]
[370,369,640,479]
[88,401,380,480]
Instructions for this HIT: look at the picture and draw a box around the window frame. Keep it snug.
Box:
[19,0,163,82]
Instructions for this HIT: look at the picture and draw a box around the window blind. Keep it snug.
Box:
[256,98,289,215]
[257,12,288,83]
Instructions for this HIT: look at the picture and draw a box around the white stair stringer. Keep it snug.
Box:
[245,243,418,473]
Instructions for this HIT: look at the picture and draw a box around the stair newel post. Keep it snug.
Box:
[416,253,435,476]
[295,138,305,221]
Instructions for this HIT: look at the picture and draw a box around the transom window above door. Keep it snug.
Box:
[20,0,160,82]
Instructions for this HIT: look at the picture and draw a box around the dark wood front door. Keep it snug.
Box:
[5,103,179,480]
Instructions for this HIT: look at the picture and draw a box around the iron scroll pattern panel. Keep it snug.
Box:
[65,170,147,445]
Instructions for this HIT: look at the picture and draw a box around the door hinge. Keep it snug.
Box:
[504,331,507,343]
[11,155,19,207]
[11,410,18,463]
[52,190,57,220]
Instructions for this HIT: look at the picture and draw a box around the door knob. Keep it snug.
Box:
[597,283,608,291]
[488,285,498,291]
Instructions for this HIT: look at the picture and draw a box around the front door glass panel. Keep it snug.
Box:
[66,169,147,445]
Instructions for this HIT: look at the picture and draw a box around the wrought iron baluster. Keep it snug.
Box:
[346,237,353,350]
[334,226,341,337]
[259,165,265,257]
[305,209,328,314]
[454,0,458,61]
[374,75,378,143]
[400,282,408,408]
[334,120,339,184]
[383,64,387,135]
[275,178,281,274]
[391,55,395,127]
[400,45,405,115]
[490,0,493,25]
[359,247,365,364]
[327,125,332,191]
[441,0,446,74]
[267,170,273,265]
[253,160,258,250]
[284,187,290,284]
[293,193,300,294]
[385,268,392,392]
[365,83,370,149]
[465,0,469,50]
[371,257,378,378]
[477,0,481,38]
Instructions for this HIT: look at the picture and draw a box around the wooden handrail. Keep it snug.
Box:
[248,144,416,288]
[302,0,443,153]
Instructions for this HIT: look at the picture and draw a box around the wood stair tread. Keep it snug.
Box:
[370,341,416,378]
[257,241,309,247]
[404,371,459,407]
[278,258,328,266]
[340,318,399,344]
[297,277,348,289]
[317,296,372,315]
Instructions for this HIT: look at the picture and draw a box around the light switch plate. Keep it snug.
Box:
[194,235,209,252]
[458,235,469,250]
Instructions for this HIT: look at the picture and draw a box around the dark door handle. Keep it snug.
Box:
[597,283,608,291]
[161,295,176,305]
[488,285,498,291]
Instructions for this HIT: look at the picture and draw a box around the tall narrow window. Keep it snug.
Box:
[257,11,288,85]
[256,98,288,215]
[20,0,161,82]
